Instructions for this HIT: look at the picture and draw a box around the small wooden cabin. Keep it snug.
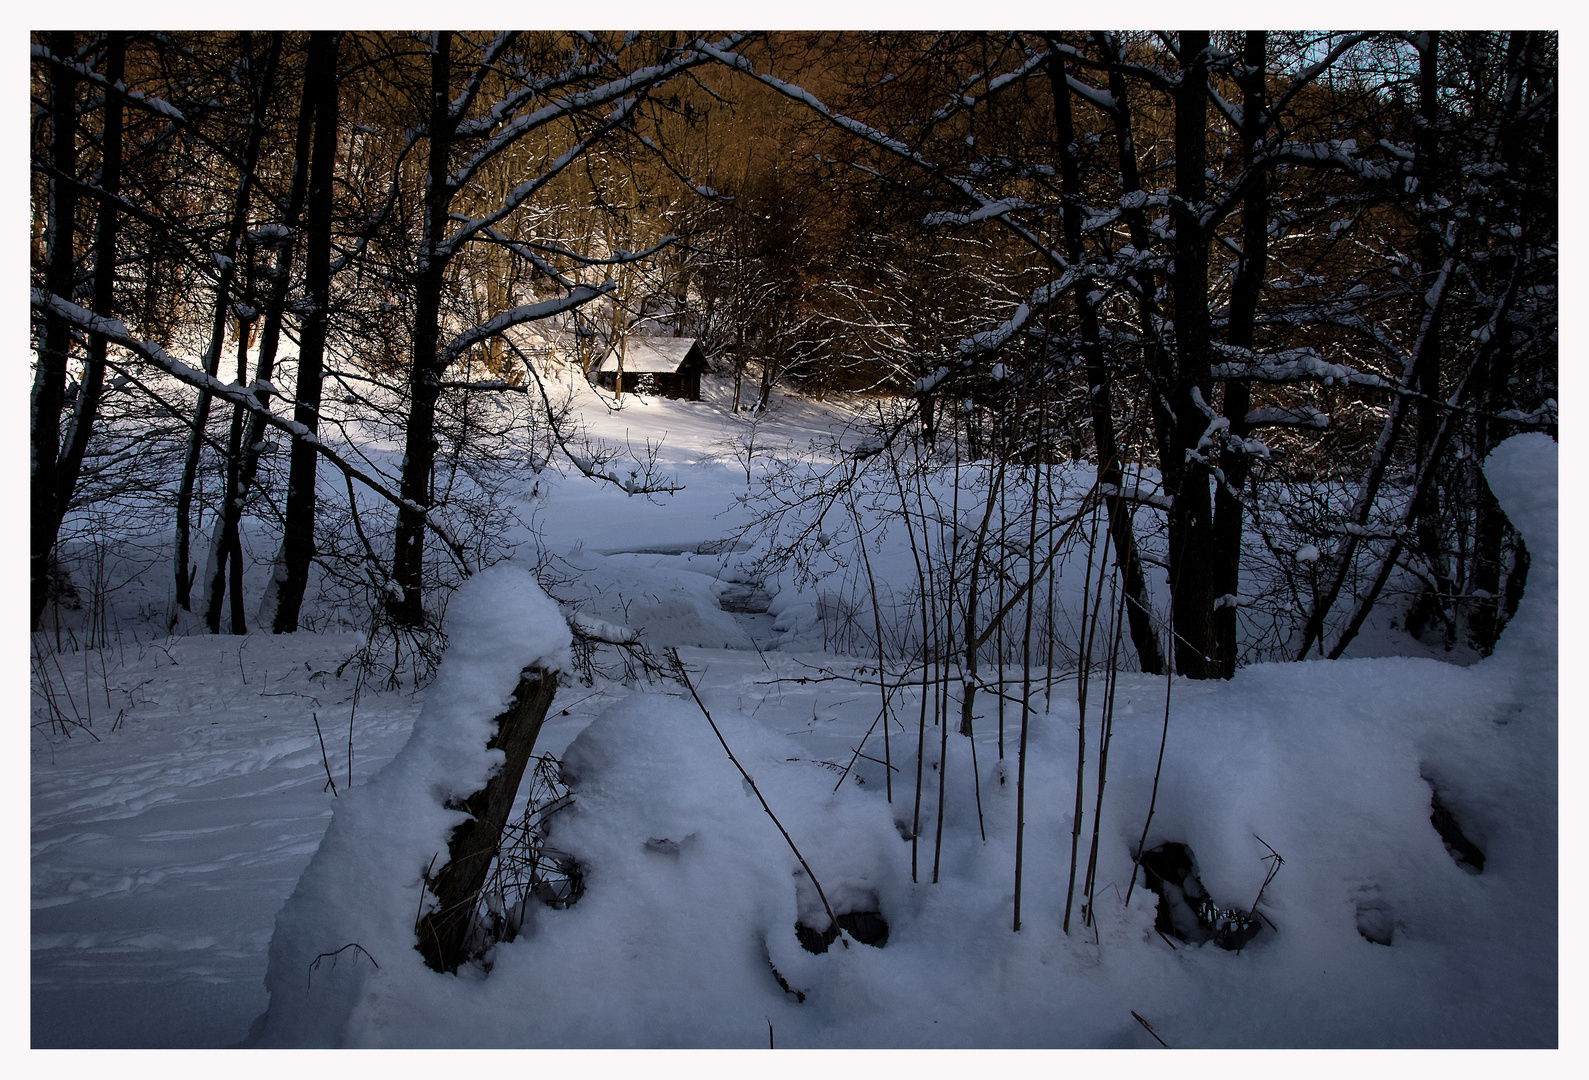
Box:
[591,337,709,400]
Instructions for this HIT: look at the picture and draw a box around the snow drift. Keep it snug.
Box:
[251,434,1555,1047]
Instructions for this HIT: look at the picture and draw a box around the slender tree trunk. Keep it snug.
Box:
[173,32,280,622]
[1467,31,1534,654]
[207,316,254,633]
[1210,31,1269,678]
[1327,278,1516,659]
[240,39,317,632]
[30,31,79,631]
[1166,31,1219,679]
[1098,32,1176,482]
[1410,32,1447,605]
[1294,253,1456,659]
[1046,35,1164,675]
[757,328,776,411]
[390,31,454,628]
[42,34,125,630]
[55,33,124,543]
[274,31,340,633]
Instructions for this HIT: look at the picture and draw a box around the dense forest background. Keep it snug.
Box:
[31,30,1557,677]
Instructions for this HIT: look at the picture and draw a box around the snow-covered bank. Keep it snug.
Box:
[242,434,1556,1047]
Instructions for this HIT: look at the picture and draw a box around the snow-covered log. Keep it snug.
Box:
[250,565,570,1044]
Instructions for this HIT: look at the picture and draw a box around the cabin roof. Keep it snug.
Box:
[592,337,704,374]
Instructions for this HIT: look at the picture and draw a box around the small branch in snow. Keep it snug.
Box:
[568,610,639,645]
[1131,1011,1170,1048]
[306,943,377,989]
[667,648,838,936]
[311,712,339,797]
[1248,835,1284,918]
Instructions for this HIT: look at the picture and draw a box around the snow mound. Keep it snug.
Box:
[249,563,570,1046]
[556,547,755,650]
[1480,432,1557,697]
[250,438,1555,1048]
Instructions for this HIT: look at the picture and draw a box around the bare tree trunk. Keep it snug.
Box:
[732,332,745,411]
[612,287,629,400]
[1294,253,1455,660]
[1467,31,1535,654]
[390,31,454,628]
[173,32,281,622]
[237,38,317,632]
[1410,32,1448,614]
[55,33,124,552]
[1166,31,1219,679]
[274,31,339,633]
[1210,30,1269,678]
[1046,35,1164,675]
[39,34,125,631]
[31,31,80,632]
[757,332,777,411]
[1098,32,1176,483]
[207,315,254,633]
[1327,248,1525,659]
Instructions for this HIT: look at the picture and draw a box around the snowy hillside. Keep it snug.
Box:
[31,378,1557,1049]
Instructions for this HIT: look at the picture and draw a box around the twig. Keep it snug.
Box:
[1249,833,1284,916]
[1064,501,1105,934]
[965,699,986,842]
[311,711,339,796]
[307,942,378,988]
[667,648,837,934]
[416,853,439,931]
[1131,1010,1170,1048]
[1082,578,1126,927]
[1126,599,1176,908]
[347,651,365,790]
[831,697,897,792]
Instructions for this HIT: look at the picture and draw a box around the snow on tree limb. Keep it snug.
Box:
[924,199,1035,228]
[1210,343,1391,390]
[1098,480,1174,512]
[31,289,473,570]
[444,34,750,198]
[441,100,642,255]
[927,48,1054,124]
[437,284,613,366]
[700,40,1070,274]
[1244,406,1331,429]
[31,44,186,121]
[956,277,1075,357]
[568,610,640,645]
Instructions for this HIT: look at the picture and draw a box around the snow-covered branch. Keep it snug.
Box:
[1244,406,1330,430]
[437,285,613,367]
[31,43,186,121]
[31,289,472,569]
[1211,344,1392,390]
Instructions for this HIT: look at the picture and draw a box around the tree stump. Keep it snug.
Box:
[417,665,558,973]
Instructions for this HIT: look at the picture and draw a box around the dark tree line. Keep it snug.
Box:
[31,31,1554,681]
[700,30,1555,675]
[30,31,744,643]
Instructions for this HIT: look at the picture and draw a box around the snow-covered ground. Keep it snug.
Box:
[29,373,1563,1052]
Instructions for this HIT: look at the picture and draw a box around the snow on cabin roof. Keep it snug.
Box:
[592,337,702,374]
